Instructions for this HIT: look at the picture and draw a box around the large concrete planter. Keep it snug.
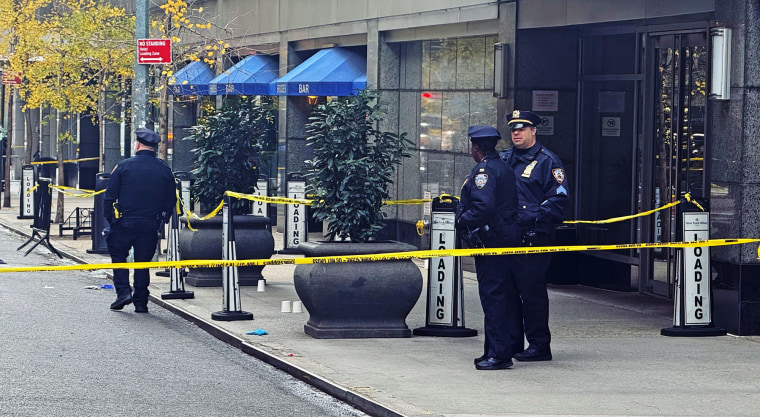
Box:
[179,215,274,287]
[294,241,423,339]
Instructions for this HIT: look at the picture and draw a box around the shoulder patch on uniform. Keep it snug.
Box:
[474,173,488,189]
[552,168,565,184]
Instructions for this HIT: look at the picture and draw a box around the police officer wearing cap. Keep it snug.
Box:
[105,128,176,313]
[500,110,569,361]
[456,125,521,370]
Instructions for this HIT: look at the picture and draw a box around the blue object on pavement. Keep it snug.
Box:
[246,329,268,336]
[99,284,114,289]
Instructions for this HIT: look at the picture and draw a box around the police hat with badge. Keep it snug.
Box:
[135,128,161,147]
[506,110,542,131]
[467,125,501,145]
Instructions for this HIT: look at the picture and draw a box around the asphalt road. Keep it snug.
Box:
[0,228,367,417]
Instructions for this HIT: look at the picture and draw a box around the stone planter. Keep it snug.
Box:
[294,241,423,339]
[179,215,274,287]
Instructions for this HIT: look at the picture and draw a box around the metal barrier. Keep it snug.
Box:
[58,207,93,240]
[17,178,61,258]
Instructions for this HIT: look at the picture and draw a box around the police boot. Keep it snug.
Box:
[110,294,133,310]
[514,345,552,362]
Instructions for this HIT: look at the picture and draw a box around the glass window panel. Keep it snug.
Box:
[420,91,442,151]
[429,39,457,90]
[442,92,469,153]
[421,40,431,89]
[456,37,485,89]
[468,92,498,129]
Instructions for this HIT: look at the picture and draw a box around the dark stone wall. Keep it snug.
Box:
[710,0,760,334]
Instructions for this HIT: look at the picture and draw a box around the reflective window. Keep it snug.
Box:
[414,35,499,198]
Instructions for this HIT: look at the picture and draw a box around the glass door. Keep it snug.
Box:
[641,32,708,297]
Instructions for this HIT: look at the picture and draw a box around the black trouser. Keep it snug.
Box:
[106,221,159,307]
[511,232,552,350]
[475,230,521,360]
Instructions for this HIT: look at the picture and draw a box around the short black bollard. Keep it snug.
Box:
[88,173,111,254]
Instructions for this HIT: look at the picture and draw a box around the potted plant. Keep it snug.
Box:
[293,88,422,338]
[178,96,277,287]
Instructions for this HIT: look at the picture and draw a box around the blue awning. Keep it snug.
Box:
[209,55,279,96]
[168,61,215,96]
[270,47,366,96]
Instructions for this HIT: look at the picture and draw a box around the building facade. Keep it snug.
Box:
[116,0,760,334]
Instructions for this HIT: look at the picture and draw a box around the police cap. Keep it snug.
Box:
[467,125,501,143]
[135,128,160,147]
[507,110,542,130]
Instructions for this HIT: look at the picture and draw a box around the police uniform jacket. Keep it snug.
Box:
[500,142,568,234]
[456,151,517,240]
[104,150,177,229]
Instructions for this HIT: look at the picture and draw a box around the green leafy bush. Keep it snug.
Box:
[188,96,277,215]
[305,89,411,242]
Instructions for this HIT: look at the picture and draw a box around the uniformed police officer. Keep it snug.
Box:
[456,125,522,370]
[500,110,569,361]
[105,128,176,313]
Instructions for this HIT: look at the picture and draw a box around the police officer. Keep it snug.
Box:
[500,110,569,361]
[105,128,176,313]
[456,125,521,370]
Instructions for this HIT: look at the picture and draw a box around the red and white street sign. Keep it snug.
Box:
[137,39,172,64]
[2,71,22,85]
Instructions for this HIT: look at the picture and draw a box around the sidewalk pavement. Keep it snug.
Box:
[1,187,759,417]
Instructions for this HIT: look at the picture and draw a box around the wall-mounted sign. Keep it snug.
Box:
[601,117,621,137]
[532,90,558,112]
[537,115,554,136]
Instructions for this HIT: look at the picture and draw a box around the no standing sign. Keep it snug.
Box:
[137,39,172,64]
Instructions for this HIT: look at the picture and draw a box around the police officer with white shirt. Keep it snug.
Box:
[500,110,569,362]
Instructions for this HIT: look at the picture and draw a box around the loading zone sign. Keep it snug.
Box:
[427,212,456,326]
[680,212,711,325]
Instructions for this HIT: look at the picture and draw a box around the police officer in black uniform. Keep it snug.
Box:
[500,110,569,361]
[456,125,522,370]
[105,128,176,313]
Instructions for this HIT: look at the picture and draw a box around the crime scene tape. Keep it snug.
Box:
[564,193,703,224]
[225,191,312,206]
[0,238,757,274]
[49,184,105,197]
[30,157,99,165]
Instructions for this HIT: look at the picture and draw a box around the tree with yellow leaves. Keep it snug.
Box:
[1,0,133,222]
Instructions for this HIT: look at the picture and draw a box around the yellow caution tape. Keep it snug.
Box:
[384,199,433,205]
[49,184,105,197]
[30,156,99,165]
[25,184,39,195]
[225,191,312,206]
[0,238,757,274]
[564,193,703,224]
